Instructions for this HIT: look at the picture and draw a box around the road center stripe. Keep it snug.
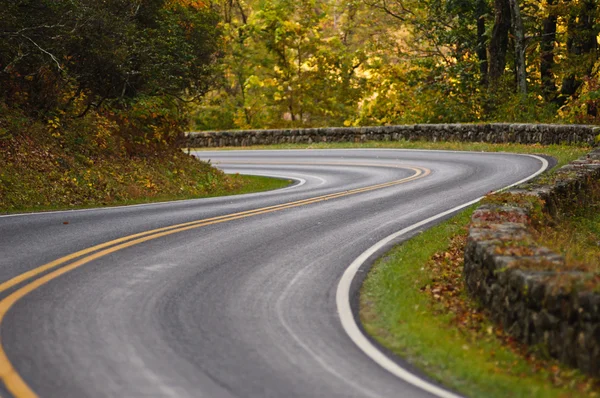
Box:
[0,164,430,398]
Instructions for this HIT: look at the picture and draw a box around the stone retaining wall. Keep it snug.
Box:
[464,148,600,376]
[185,124,600,147]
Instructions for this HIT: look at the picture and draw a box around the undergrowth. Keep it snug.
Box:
[481,178,600,274]
[535,179,600,274]
[360,209,600,397]
[0,114,289,213]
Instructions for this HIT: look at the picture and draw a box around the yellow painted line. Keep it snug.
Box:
[215,160,414,169]
[0,164,430,397]
[0,165,427,296]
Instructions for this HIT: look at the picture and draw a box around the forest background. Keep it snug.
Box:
[2,0,600,143]
[0,0,599,210]
[197,0,600,130]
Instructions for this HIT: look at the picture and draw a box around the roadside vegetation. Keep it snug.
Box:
[360,208,600,398]
[539,210,600,274]
[536,186,600,275]
[355,142,600,396]
[0,120,291,214]
[483,187,600,276]
[0,1,291,214]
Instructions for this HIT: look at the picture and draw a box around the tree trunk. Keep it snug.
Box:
[488,0,511,84]
[476,0,488,85]
[509,0,526,95]
[580,0,598,55]
[540,0,557,101]
[589,102,598,118]
[580,0,599,116]
[560,2,581,102]
[559,0,598,106]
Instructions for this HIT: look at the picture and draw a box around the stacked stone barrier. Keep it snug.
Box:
[184,123,600,148]
[464,148,600,376]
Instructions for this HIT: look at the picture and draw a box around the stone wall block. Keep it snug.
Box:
[525,275,547,311]
[185,124,600,148]
[578,292,600,322]
[464,150,600,376]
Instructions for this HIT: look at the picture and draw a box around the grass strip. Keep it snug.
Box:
[360,207,599,397]
[537,212,600,274]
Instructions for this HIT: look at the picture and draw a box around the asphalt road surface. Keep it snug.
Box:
[0,149,547,398]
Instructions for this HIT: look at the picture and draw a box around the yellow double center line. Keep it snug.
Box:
[0,164,430,397]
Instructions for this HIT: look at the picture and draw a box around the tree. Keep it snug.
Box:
[488,0,511,84]
[540,0,558,101]
[193,0,600,128]
[558,0,599,109]
[509,0,527,94]
[475,0,490,85]
[0,0,221,116]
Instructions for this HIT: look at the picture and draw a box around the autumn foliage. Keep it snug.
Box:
[194,0,600,130]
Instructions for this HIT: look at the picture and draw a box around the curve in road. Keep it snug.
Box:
[0,149,547,397]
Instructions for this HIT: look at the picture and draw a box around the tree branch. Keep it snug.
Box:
[20,34,63,72]
[1,23,65,36]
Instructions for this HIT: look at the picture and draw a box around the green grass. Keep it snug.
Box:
[549,212,600,271]
[360,208,598,397]
[191,140,591,168]
[212,174,293,196]
[535,212,600,275]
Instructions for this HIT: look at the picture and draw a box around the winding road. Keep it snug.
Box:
[0,149,548,398]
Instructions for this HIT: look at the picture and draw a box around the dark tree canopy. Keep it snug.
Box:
[0,0,221,116]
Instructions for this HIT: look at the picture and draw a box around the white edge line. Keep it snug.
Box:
[335,154,548,398]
